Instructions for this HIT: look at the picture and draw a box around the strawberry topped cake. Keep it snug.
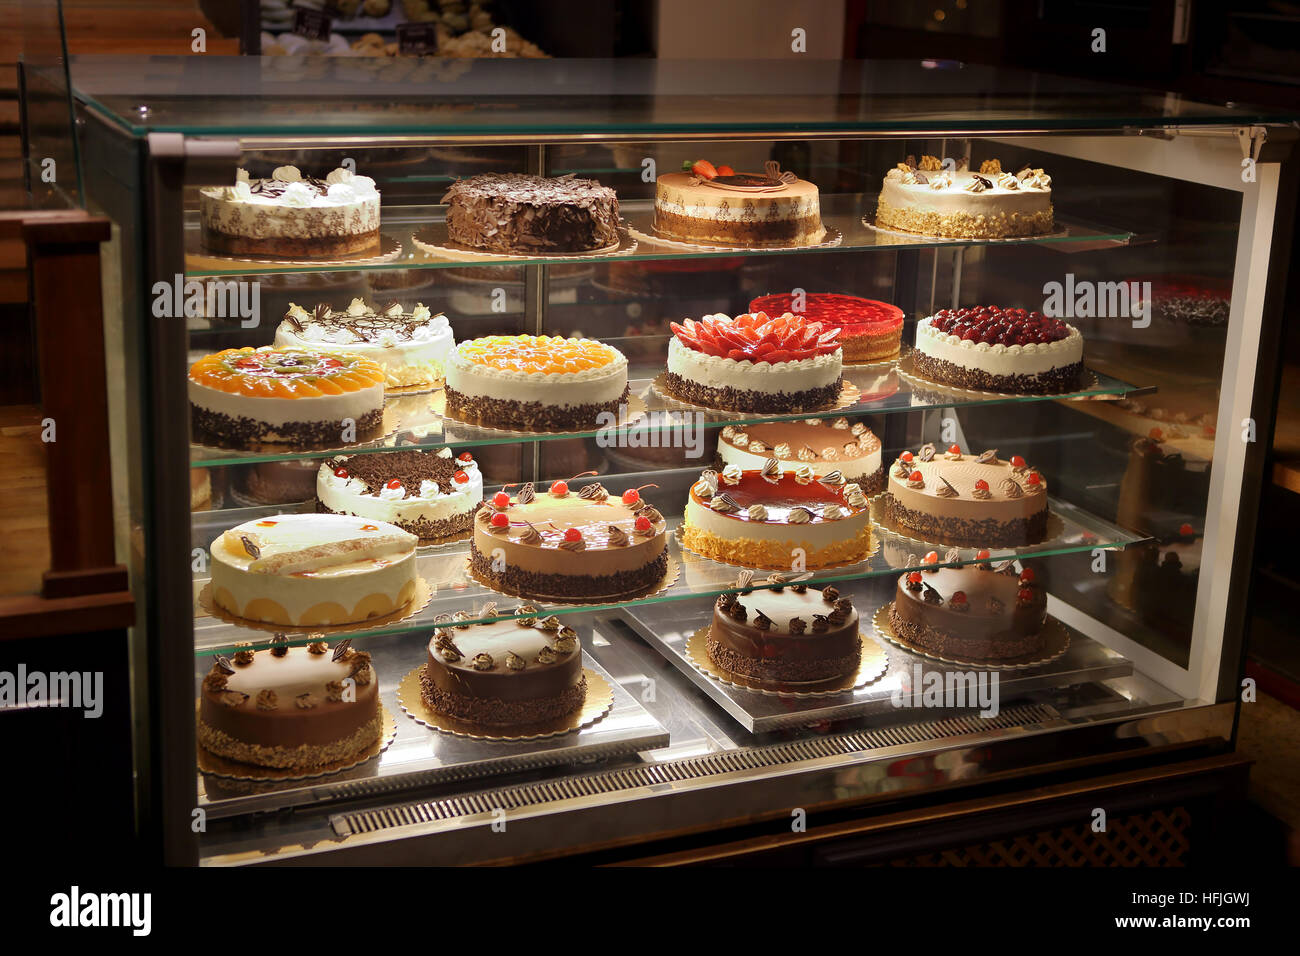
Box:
[750,293,904,364]
[664,312,843,413]
[912,305,1083,395]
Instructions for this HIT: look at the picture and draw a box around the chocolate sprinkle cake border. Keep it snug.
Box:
[192,406,385,449]
[910,352,1083,396]
[879,492,1048,547]
[705,638,860,684]
[661,372,842,413]
[469,544,668,601]
[419,667,587,726]
[445,384,629,432]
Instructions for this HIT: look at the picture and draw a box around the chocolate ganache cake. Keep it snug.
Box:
[199,638,380,769]
[890,559,1046,662]
[422,613,585,726]
[442,173,620,254]
[710,581,860,683]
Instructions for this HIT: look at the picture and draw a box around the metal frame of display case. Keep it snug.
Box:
[61,58,1297,865]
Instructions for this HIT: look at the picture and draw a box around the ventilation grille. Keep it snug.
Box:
[332,703,1058,837]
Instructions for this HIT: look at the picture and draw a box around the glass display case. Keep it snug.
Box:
[49,54,1296,864]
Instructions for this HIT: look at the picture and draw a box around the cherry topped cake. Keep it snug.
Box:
[913,305,1083,395]
[317,448,483,541]
[664,312,843,413]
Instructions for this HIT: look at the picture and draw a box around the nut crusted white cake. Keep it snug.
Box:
[876,157,1053,239]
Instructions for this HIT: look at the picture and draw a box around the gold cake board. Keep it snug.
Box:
[412,223,637,261]
[684,626,888,699]
[872,602,1071,670]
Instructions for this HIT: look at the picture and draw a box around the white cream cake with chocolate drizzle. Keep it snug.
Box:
[876,156,1053,239]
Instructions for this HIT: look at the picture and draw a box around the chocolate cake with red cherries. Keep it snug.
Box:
[709,581,859,683]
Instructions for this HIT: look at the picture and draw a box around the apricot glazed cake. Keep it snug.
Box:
[654,160,824,247]
[664,312,843,413]
[875,156,1053,239]
[710,582,860,683]
[913,305,1084,394]
[444,334,629,430]
[749,292,904,364]
[716,418,883,494]
[317,448,483,541]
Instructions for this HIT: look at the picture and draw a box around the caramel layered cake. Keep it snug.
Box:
[890,558,1047,661]
[750,293,904,364]
[710,582,860,683]
[880,444,1049,547]
[445,334,629,430]
[664,312,843,413]
[243,458,321,504]
[469,477,668,600]
[683,464,873,569]
[422,616,585,726]
[198,639,380,770]
[317,448,483,541]
[189,347,386,447]
[654,160,824,247]
[210,514,418,626]
[876,156,1053,239]
[200,166,381,258]
[716,418,883,493]
[274,299,453,389]
[913,306,1083,395]
[442,173,619,254]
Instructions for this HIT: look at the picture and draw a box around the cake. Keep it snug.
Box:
[198,639,381,769]
[1135,275,1231,327]
[890,558,1047,661]
[317,448,484,541]
[200,166,381,258]
[683,464,873,570]
[1108,522,1202,641]
[444,334,629,430]
[421,616,586,726]
[243,458,322,504]
[912,306,1083,394]
[664,312,843,413]
[875,156,1053,239]
[274,299,453,389]
[189,347,387,447]
[191,469,212,511]
[709,582,860,683]
[716,418,884,494]
[880,444,1049,547]
[749,293,904,363]
[441,173,620,253]
[654,160,824,247]
[209,513,418,626]
[469,477,668,600]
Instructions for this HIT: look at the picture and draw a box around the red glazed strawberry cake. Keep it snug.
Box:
[913,305,1083,395]
[663,312,843,412]
[749,293,904,364]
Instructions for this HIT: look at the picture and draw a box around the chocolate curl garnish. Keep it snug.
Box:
[286,311,305,333]
[788,617,807,635]
[554,634,578,654]
[539,615,562,631]
[505,652,526,672]
[270,633,289,658]
[761,457,781,481]
[479,601,498,621]
[792,582,808,594]
[976,449,998,464]
[811,614,830,633]
[453,610,472,628]
[535,645,558,665]
[240,535,261,560]
[717,592,736,610]
[560,536,586,552]
[519,522,543,545]
[936,477,959,498]
[834,597,853,614]
[558,625,577,640]
[827,606,849,626]
[735,569,754,590]
[895,461,912,479]
[710,493,741,514]
[433,613,451,626]
[1000,478,1025,499]
[994,560,1018,575]
[921,583,943,605]
[607,524,629,547]
[517,482,536,504]
[798,445,818,462]
[917,443,936,462]
[820,586,839,602]
[470,653,494,671]
[578,482,607,501]
[313,303,333,322]
[331,639,353,662]
[754,612,774,631]
[729,602,747,622]
[818,470,846,489]
[944,548,961,565]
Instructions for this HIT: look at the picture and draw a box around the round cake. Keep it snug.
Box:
[210,513,418,626]
[444,334,629,430]
[317,448,483,541]
[716,418,884,493]
[200,166,381,258]
[274,299,453,389]
[664,312,843,413]
[198,639,381,769]
[243,457,322,504]
[189,347,387,447]
[880,444,1049,547]
[749,293,904,364]
[654,160,824,247]
[421,616,585,726]
[875,157,1053,239]
[441,173,620,254]
[191,469,212,511]
[889,560,1047,661]
[683,464,873,570]
[912,306,1084,395]
[1108,522,1202,640]
[709,582,860,683]
[469,477,668,600]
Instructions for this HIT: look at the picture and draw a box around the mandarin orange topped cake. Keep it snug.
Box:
[189,347,387,446]
[444,333,629,430]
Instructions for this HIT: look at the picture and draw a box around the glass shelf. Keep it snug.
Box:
[181,197,1133,279]
[191,495,1146,657]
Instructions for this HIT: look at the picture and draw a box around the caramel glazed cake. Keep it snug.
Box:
[200,166,381,258]
[876,156,1053,239]
[880,443,1049,547]
[441,172,620,254]
[716,417,884,495]
[711,582,860,683]
[317,448,484,541]
[199,639,381,769]
[654,161,825,247]
[422,613,586,726]
[470,478,668,600]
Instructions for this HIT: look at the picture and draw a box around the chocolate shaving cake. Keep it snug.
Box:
[317,448,484,541]
[708,582,860,683]
[442,173,620,254]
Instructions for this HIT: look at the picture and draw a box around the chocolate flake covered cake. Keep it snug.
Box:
[442,173,620,254]
[317,448,484,541]
[709,581,860,683]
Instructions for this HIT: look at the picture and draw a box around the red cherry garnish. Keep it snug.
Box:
[386,478,402,490]
[1017,587,1035,603]
[1019,568,1035,583]
[1027,472,1042,486]
[975,549,991,560]
[489,512,509,528]
[492,491,511,508]
[923,551,939,564]
[622,489,640,506]
[550,481,569,496]
[453,470,468,484]
[333,467,349,478]
[907,571,923,584]
[951,590,967,604]
[974,478,990,491]
[634,515,652,532]
[909,470,923,481]
[563,527,582,542]
[900,451,914,462]
[458,452,473,462]
[1149,427,1164,440]
[1179,523,1194,536]
[1009,455,1025,468]
[948,444,961,454]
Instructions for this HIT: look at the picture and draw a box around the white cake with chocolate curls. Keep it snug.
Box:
[876,156,1053,239]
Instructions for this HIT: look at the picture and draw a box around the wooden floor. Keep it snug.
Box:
[0,404,50,595]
